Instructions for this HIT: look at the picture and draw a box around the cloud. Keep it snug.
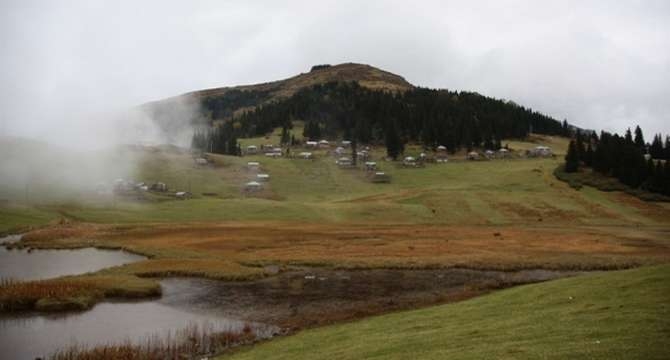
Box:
[1,0,668,147]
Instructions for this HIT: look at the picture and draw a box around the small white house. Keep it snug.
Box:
[335,146,345,155]
[371,171,391,183]
[256,173,270,182]
[437,145,447,152]
[403,156,417,167]
[337,157,353,167]
[357,150,370,161]
[318,140,330,148]
[244,181,263,192]
[175,191,192,200]
[467,151,480,160]
[246,145,258,154]
[305,141,318,148]
[529,146,552,157]
[195,157,208,165]
[484,150,495,159]
[341,140,352,147]
[265,152,281,158]
[247,161,260,170]
[299,152,313,159]
[364,161,377,171]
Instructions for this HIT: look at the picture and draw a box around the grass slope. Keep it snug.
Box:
[224,265,670,360]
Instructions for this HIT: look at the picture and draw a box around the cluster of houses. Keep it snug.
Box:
[109,179,192,199]
[463,146,552,161]
[244,161,268,193]
[238,135,554,189]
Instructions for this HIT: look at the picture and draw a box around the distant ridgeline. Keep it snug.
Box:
[563,126,670,197]
[192,81,569,157]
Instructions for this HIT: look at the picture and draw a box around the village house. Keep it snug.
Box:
[175,191,192,200]
[403,156,418,167]
[244,181,263,192]
[256,173,270,182]
[528,146,553,157]
[484,150,495,159]
[305,141,318,148]
[467,151,480,160]
[318,140,330,148]
[337,156,353,168]
[357,150,370,161]
[246,145,258,154]
[261,144,275,152]
[498,148,511,158]
[247,161,260,170]
[364,161,377,171]
[299,152,313,160]
[436,145,448,163]
[194,157,208,165]
[150,182,168,192]
[371,171,391,183]
[341,140,352,148]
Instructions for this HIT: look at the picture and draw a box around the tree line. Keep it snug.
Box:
[565,126,670,196]
[196,81,568,159]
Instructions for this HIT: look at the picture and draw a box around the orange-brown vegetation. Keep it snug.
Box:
[20,221,670,274]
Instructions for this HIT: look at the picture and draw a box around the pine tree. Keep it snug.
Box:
[650,134,663,159]
[385,119,403,160]
[634,125,645,149]
[280,126,290,145]
[584,142,593,167]
[624,128,633,145]
[565,140,580,173]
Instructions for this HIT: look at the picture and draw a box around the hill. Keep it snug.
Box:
[143,63,568,153]
[142,63,413,124]
[190,63,413,101]
[222,264,670,360]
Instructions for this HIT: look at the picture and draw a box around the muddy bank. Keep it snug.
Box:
[159,267,577,329]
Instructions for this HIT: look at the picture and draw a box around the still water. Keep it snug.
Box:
[0,280,267,360]
[0,246,146,281]
[0,237,274,359]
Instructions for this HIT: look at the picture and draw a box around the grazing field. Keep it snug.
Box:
[222,264,670,360]
[2,134,669,311]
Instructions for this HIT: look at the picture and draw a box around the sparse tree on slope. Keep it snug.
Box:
[565,140,580,173]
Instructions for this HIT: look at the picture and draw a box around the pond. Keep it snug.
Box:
[0,234,578,359]
[0,245,146,281]
[0,279,277,359]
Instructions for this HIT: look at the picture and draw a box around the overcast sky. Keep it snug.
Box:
[1,0,669,147]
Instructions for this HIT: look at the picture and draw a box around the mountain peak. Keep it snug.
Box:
[185,63,414,102]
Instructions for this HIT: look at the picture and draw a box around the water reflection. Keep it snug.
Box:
[0,280,277,359]
[0,247,145,281]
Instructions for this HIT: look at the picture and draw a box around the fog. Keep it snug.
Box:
[0,1,669,202]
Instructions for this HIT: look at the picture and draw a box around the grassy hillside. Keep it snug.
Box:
[188,63,413,101]
[142,63,414,122]
[2,134,669,230]
[223,265,670,360]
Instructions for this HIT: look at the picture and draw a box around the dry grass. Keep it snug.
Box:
[0,275,160,312]
[117,258,267,281]
[51,322,258,360]
[19,222,670,275]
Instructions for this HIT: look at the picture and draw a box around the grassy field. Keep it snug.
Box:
[2,134,669,311]
[222,264,670,360]
[3,134,668,229]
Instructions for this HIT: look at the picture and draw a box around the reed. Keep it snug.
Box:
[50,322,261,360]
